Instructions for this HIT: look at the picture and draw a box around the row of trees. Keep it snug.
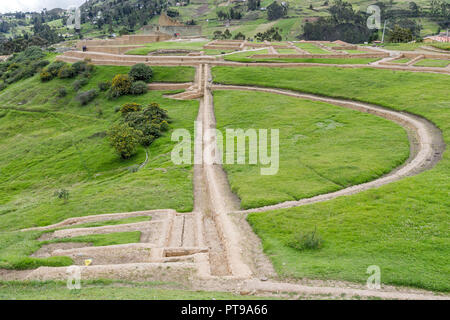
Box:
[301,0,377,43]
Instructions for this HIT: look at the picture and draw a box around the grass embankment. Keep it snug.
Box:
[213,90,409,209]
[0,280,274,300]
[125,40,209,55]
[0,65,197,269]
[212,66,450,292]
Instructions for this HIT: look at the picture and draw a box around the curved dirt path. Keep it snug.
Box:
[211,85,445,214]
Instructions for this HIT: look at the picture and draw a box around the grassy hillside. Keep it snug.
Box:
[0,64,197,232]
[212,66,450,292]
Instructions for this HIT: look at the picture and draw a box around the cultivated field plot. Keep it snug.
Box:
[124,40,209,55]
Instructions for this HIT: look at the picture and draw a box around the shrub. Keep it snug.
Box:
[75,89,98,106]
[73,77,89,91]
[40,71,53,82]
[130,80,148,95]
[97,81,111,91]
[47,61,66,77]
[129,63,153,82]
[107,123,142,159]
[288,227,323,251]
[72,60,95,75]
[109,74,132,98]
[57,87,67,97]
[54,189,69,201]
[57,65,76,79]
[120,103,142,115]
[0,82,6,91]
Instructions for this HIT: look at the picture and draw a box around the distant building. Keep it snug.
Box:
[423,33,450,43]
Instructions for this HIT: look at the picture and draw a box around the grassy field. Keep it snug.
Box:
[0,280,274,300]
[414,59,450,68]
[0,64,197,233]
[213,90,409,209]
[212,66,450,292]
[125,40,209,55]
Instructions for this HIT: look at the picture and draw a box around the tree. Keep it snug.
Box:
[267,2,287,21]
[248,0,261,11]
[107,123,142,159]
[388,25,414,43]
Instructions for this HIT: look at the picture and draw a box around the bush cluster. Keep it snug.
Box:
[40,59,95,82]
[107,102,170,159]
[0,46,48,87]
[130,81,148,95]
[106,64,152,99]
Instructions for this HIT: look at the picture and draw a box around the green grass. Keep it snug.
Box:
[0,280,275,300]
[125,40,209,55]
[294,43,331,54]
[0,65,197,232]
[213,90,409,209]
[212,66,450,292]
[414,59,450,68]
[41,231,141,247]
